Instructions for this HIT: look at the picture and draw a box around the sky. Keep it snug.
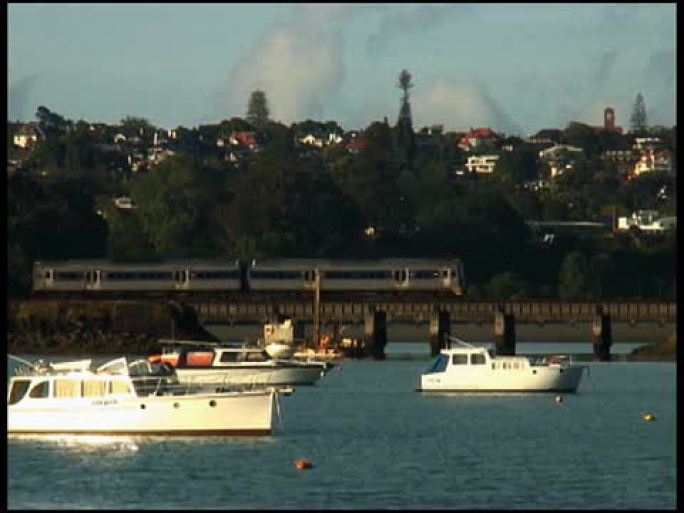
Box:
[7,3,677,136]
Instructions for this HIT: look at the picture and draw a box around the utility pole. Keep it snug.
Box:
[313,269,321,348]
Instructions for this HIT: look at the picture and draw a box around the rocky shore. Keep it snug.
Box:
[7,299,217,356]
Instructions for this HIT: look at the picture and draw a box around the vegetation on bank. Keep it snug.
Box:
[7,300,217,355]
[7,86,676,301]
[630,330,677,358]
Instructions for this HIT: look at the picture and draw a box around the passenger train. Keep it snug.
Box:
[32,258,466,296]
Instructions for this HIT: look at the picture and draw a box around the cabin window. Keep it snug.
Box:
[54,379,79,398]
[425,354,448,374]
[491,363,496,370]
[246,352,267,362]
[219,352,239,363]
[28,381,50,398]
[8,380,31,405]
[109,380,131,395]
[452,354,468,365]
[470,354,486,365]
[82,380,107,397]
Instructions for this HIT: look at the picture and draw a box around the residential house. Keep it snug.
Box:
[526,128,563,145]
[458,127,500,151]
[633,149,673,176]
[228,131,260,151]
[298,133,325,148]
[465,154,500,174]
[346,135,366,154]
[12,124,41,148]
[632,137,662,152]
[538,144,584,178]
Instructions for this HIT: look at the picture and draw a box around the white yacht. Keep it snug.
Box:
[149,340,331,387]
[418,338,587,393]
[7,356,279,436]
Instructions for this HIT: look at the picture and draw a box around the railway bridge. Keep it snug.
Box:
[186,297,676,360]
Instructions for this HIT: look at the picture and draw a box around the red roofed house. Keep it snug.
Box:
[228,131,259,151]
[346,136,366,154]
[458,127,500,151]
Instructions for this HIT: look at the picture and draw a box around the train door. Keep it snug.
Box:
[303,269,317,289]
[441,267,451,288]
[85,269,101,290]
[393,268,409,289]
[174,269,190,290]
[43,269,55,288]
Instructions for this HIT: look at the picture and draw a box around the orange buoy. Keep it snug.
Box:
[295,458,313,470]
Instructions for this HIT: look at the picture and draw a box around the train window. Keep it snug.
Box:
[44,271,51,279]
[55,272,83,281]
[412,270,440,279]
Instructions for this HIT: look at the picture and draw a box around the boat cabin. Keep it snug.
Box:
[152,341,276,368]
[424,346,534,375]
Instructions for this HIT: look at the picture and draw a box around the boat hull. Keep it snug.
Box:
[419,366,586,393]
[174,365,325,386]
[8,390,275,436]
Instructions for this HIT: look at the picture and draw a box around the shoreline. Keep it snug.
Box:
[205,321,675,345]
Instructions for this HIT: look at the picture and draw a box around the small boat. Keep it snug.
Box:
[7,355,279,436]
[149,340,331,386]
[417,337,587,393]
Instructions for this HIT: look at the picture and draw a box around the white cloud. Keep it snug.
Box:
[413,79,521,135]
[227,23,344,123]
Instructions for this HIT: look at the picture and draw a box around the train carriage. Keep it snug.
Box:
[32,257,464,296]
[33,261,88,292]
[404,259,465,295]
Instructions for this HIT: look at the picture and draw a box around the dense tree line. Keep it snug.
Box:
[6,100,677,300]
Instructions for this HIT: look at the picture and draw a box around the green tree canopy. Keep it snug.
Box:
[558,251,591,299]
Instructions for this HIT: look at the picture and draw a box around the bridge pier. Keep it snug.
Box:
[364,310,387,360]
[494,307,516,355]
[592,307,612,361]
[429,310,450,356]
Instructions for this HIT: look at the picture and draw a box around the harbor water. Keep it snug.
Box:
[7,343,676,509]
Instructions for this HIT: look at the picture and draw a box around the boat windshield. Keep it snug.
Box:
[425,354,449,374]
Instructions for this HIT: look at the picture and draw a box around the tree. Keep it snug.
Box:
[246,90,269,132]
[485,272,533,299]
[558,251,591,299]
[630,93,648,134]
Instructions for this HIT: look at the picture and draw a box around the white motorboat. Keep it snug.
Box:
[149,340,331,386]
[7,356,278,436]
[418,337,587,393]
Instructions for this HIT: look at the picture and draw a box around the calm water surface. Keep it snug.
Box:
[7,343,676,509]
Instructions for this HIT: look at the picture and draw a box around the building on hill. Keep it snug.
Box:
[538,144,584,178]
[12,124,41,148]
[595,107,623,134]
[458,127,500,151]
[465,154,500,174]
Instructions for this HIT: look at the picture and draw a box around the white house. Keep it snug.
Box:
[633,150,673,176]
[538,144,584,178]
[465,154,500,174]
[13,126,39,148]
